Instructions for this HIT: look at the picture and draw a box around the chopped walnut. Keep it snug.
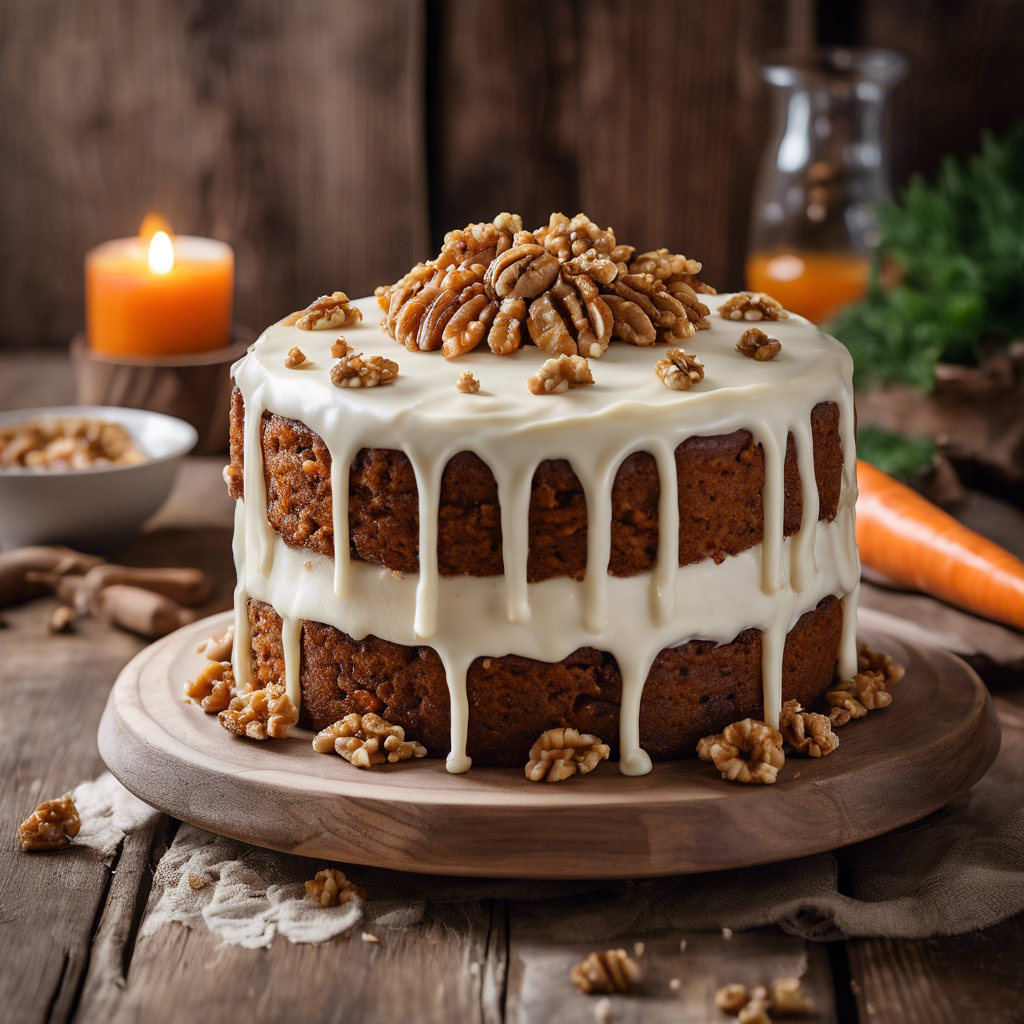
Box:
[0,417,146,470]
[312,712,427,767]
[769,977,815,1016]
[184,660,235,714]
[779,699,838,757]
[827,669,893,726]
[526,354,594,395]
[330,337,350,358]
[738,991,772,1024]
[456,369,480,393]
[718,291,788,322]
[736,327,782,361]
[715,984,751,1013]
[284,346,308,369]
[218,682,298,740]
[330,352,399,388]
[525,727,610,782]
[305,867,366,907]
[697,718,785,784]
[196,625,234,662]
[570,949,641,994]
[293,291,363,330]
[655,349,705,391]
[858,641,905,686]
[17,794,81,851]
[535,212,619,261]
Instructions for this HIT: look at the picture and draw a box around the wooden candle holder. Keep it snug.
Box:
[71,327,254,455]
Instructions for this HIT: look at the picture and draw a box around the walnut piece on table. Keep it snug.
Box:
[184,660,235,714]
[287,291,363,330]
[715,983,751,1013]
[218,682,298,740]
[779,699,838,757]
[768,977,815,1016]
[305,867,366,907]
[718,291,789,322]
[736,326,782,361]
[17,794,81,851]
[525,727,610,782]
[655,349,705,391]
[330,352,398,388]
[570,949,641,994]
[312,712,427,768]
[858,641,905,686]
[697,718,785,784]
[196,625,233,662]
[526,354,594,395]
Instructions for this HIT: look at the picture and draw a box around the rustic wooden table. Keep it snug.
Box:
[2,354,1023,1024]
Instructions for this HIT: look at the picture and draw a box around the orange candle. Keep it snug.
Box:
[745,249,870,325]
[86,215,234,356]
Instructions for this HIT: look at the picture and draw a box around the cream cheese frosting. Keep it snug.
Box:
[231,294,859,775]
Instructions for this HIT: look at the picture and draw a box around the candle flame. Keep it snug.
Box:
[139,211,173,242]
[148,231,175,275]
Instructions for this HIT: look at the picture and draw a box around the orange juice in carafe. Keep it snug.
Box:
[745,249,870,325]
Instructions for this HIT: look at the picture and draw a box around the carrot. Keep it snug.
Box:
[856,459,1024,632]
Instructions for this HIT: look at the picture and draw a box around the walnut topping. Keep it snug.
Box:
[456,369,480,393]
[827,670,893,727]
[570,949,641,994]
[305,868,366,907]
[697,718,785,784]
[526,354,594,395]
[655,349,705,391]
[718,291,789,321]
[292,291,363,331]
[525,727,610,782]
[284,346,308,369]
[736,327,782,361]
[858,641,905,686]
[768,977,815,1016]
[330,337,350,358]
[184,660,235,714]
[329,352,398,388]
[218,682,298,740]
[196,625,233,662]
[17,794,81,851]
[375,211,713,362]
[779,699,838,757]
[312,713,427,767]
[629,248,716,294]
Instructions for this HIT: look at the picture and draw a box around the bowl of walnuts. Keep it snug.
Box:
[0,405,197,549]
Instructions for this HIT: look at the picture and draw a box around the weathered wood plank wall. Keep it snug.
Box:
[0,0,1021,349]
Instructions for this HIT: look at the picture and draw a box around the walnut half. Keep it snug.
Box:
[655,349,704,391]
[697,719,785,784]
[779,699,838,757]
[313,713,427,767]
[525,727,610,782]
[526,354,594,395]
[570,949,641,994]
[305,868,366,907]
[219,682,298,740]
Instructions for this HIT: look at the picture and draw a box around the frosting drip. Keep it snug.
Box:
[231,294,859,774]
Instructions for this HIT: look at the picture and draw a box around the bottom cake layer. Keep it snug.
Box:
[245,595,843,767]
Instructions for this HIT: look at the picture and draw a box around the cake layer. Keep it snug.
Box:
[229,390,842,580]
[246,594,841,765]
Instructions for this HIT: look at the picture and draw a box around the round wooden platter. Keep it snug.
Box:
[98,608,1000,879]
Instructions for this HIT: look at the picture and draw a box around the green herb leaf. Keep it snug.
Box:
[856,425,936,481]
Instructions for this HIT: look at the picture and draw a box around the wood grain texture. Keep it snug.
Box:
[0,0,430,348]
[97,608,1000,879]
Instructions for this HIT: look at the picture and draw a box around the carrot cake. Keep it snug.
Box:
[226,213,859,775]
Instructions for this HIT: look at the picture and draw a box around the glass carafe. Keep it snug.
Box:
[746,48,907,324]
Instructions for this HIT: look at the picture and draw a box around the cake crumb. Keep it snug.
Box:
[722,927,733,940]
[362,932,379,943]
[669,978,682,991]
[593,997,612,1024]
[679,939,688,952]
[633,941,645,957]
[188,873,208,890]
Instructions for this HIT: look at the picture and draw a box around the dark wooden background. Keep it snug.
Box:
[1,0,1022,349]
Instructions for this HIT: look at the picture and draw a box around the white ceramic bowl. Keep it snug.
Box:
[0,405,198,550]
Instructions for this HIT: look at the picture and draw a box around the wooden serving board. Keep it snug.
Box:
[97,608,1000,879]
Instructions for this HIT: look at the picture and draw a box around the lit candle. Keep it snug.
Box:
[86,213,234,356]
